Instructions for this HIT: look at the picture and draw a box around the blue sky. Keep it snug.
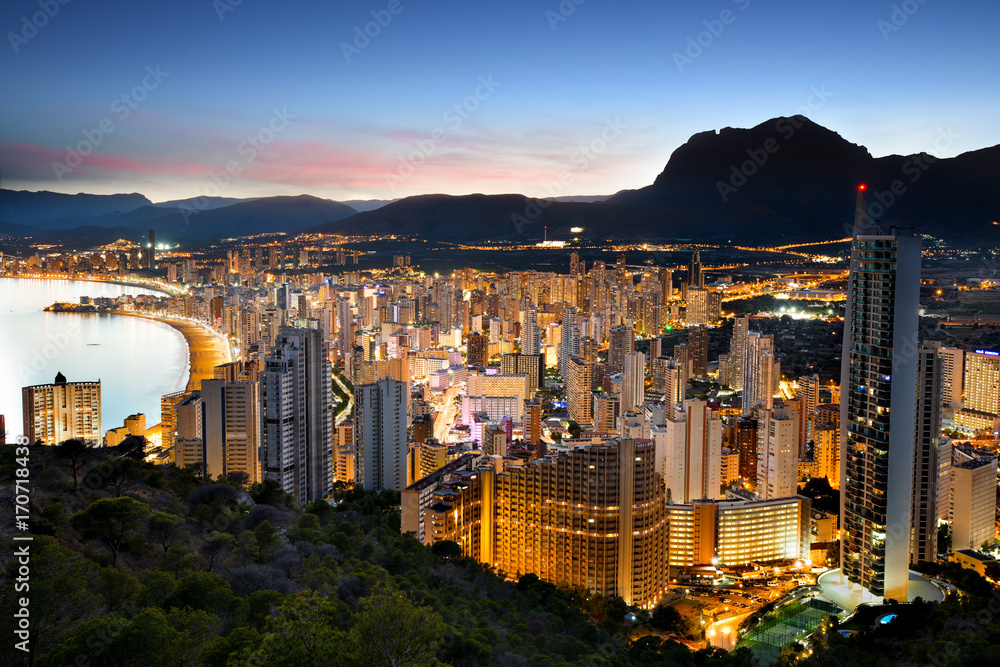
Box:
[1,0,997,202]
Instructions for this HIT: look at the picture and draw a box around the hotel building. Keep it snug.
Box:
[22,372,101,446]
[425,439,668,608]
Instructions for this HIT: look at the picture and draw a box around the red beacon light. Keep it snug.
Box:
[858,184,866,191]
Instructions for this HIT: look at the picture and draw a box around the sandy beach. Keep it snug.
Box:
[121,312,232,392]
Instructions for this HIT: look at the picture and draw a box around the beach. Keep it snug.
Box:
[121,313,232,392]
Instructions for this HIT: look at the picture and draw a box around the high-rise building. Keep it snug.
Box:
[592,393,619,433]
[262,328,333,506]
[950,454,998,552]
[839,189,922,602]
[956,349,1000,433]
[728,315,749,391]
[559,306,580,379]
[524,398,542,444]
[608,324,635,368]
[566,356,595,426]
[466,332,489,367]
[757,410,798,500]
[659,399,723,504]
[427,438,668,607]
[689,251,703,288]
[938,346,964,409]
[688,325,708,378]
[22,373,101,446]
[735,416,759,485]
[686,287,709,326]
[621,351,645,412]
[172,379,261,483]
[354,378,408,492]
[743,332,776,412]
[146,229,156,269]
[500,353,543,395]
[521,305,540,356]
[911,341,943,564]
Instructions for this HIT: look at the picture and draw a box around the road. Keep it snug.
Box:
[707,611,751,651]
[332,372,353,425]
[433,385,462,442]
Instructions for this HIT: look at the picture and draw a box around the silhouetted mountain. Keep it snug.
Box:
[606,116,1000,242]
[0,189,151,225]
[2,195,358,243]
[151,196,255,210]
[306,193,785,242]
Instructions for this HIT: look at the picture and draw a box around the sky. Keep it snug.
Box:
[1,0,997,203]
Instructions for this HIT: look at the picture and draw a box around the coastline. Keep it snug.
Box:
[118,312,232,392]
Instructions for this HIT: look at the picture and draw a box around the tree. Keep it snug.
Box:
[431,540,463,560]
[349,588,443,666]
[201,531,236,572]
[939,523,953,555]
[56,438,97,491]
[649,604,686,633]
[117,434,148,460]
[251,478,289,506]
[105,457,146,497]
[149,512,186,556]
[246,592,348,667]
[70,496,149,565]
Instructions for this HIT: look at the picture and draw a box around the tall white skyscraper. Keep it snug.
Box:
[354,378,408,492]
[521,304,540,356]
[839,187,922,602]
[658,399,722,504]
[263,328,333,506]
[559,306,581,379]
[743,332,775,411]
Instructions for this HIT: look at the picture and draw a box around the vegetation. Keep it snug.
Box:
[2,443,756,666]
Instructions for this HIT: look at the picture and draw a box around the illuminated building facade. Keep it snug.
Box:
[666,496,812,570]
[427,439,668,607]
[839,194,922,602]
[22,373,102,446]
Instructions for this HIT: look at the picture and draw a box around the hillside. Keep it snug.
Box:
[0,443,742,667]
[0,190,151,225]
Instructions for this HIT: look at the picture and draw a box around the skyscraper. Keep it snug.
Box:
[622,351,645,413]
[262,328,333,506]
[22,372,101,446]
[743,331,776,412]
[467,332,489,367]
[689,250,703,288]
[911,341,943,564]
[728,314,749,391]
[659,399,723,504]
[354,378,408,492]
[688,325,708,378]
[608,324,635,368]
[839,187,922,602]
[521,304,540,355]
[559,306,580,379]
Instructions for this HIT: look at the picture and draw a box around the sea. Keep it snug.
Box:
[0,277,189,440]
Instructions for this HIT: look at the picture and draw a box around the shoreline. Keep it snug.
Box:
[117,312,232,392]
[7,275,225,394]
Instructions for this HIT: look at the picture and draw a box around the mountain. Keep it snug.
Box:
[3,195,358,243]
[605,116,1000,242]
[306,192,781,242]
[0,189,151,225]
[340,198,398,212]
[150,196,255,210]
